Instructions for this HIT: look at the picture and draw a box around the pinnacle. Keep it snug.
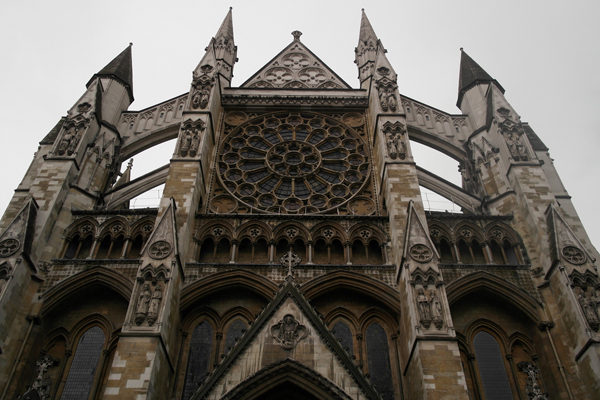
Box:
[359,9,378,44]
[96,44,133,89]
[216,7,234,41]
[458,49,493,95]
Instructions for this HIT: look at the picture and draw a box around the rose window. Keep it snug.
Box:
[217,112,370,214]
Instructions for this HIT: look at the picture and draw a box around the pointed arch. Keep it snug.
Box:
[41,266,134,315]
[446,271,541,323]
[212,358,355,400]
[302,271,400,313]
[180,270,278,313]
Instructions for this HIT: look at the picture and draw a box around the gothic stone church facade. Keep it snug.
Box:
[1,9,599,400]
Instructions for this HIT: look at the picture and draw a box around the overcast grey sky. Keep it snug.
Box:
[1,0,599,247]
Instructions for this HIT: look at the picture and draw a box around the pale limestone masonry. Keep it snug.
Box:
[0,8,599,400]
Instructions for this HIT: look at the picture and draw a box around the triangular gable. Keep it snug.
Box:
[546,204,595,272]
[403,200,440,265]
[0,197,38,261]
[240,33,352,90]
[192,276,380,400]
[140,198,179,259]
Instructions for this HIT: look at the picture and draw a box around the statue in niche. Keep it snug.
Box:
[417,288,432,328]
[430,290,444,329]
[179,124,202,157]
[135,283,151,325]
[57,127,80,156]
[270,314,308,350]
[377,82,398,112]
[579,292,600,331]
[387,133,406,160]
[146,284,163,326]
[506,130,529,161]
[192,82,212,109]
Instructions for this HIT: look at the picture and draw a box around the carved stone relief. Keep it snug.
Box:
[499,118,530,162]
[376,78,398,112]
[191,73,214,110]
[577,288,600,331]
[409,244,433,263]
[26,354,59,400]
[0,238,20,257]
[416,287,444,330]
[517,361,550,400]
[134,281,164,327]
[57,127,81,156]
[382,121,406,160]
[179,119,206,157]
[270,314,308,350]
[148,241,172,260]
[562,246,586,265]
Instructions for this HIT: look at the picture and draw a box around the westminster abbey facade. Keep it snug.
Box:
[0,9,599,400]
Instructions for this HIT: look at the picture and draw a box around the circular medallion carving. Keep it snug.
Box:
[409,244,433,263]
[224,112,248,126]
[0,238,20,257]
[149,241,172,259]
[210,195,237,213]
[217,112,370,214]
[341,112,365,127]
[562,246,586,265]
[348,197,375,215]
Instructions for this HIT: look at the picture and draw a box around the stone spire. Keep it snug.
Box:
[355,9,385,84]
[88,43,134,101]
[457,48,503,107]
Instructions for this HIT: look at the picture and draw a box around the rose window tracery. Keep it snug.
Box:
[217,112,370,214]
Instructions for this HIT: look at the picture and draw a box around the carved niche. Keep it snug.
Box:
[498,112,530,162]
[382,121,407,160]
[56,116,88,156]
[577,288,600,331]
[191,66,215,110]
[270,314,308,350]
[134,280,165,327]
[179,119,206,157]
[376,75,398,113]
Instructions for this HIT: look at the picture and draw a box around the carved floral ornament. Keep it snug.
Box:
[270,314,308,350]
[562,246,586,265]
[409,244,433,263]
[148,241,172,259]
[215,111,371,214]
[0,238,20,258]
[279,252,301,269]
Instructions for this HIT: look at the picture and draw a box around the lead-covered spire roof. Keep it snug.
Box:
[88,44,134,100]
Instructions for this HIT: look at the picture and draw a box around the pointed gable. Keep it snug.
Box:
[240,31,352,90]
[192,277,380,400]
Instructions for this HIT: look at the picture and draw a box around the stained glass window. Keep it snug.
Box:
[182,321,214,400]
[473,332,514,400]
[60,327,104,400]
[366,323,394,400]
[333,321,354,357]
[224,320,247,355]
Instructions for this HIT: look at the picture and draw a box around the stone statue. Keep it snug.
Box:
[57,128,80,156]
[32,355,57,400]
[386,133,406,160]
[506,131,529,161]
[417,288,432,328]
[135,283,151,325]
[192,83,211,110]
[189,129,200,157]
[147,284,163,326]
[430,291,443,329]
[579,293,600,331]
[180,128,193,157]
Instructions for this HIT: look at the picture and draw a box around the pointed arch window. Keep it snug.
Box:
[473,331,514,400]
[224,320,247,355]
[366,322,394,400]
[332,321,354,357]
[60,326,105,400]
[182,321,214,400]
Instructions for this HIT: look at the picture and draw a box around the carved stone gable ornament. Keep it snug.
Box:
[562,246,586,265]
[409,244,433,262]
[270,314,308,350]
[149,241,172,259]
[0,238,20,257]
[517,361,550,400]
[279,252,301,268]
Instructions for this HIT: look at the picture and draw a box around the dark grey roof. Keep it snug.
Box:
[40,117,66,144]
[457,49,504,107]
[523,123,549,151]
[87,44,133,100]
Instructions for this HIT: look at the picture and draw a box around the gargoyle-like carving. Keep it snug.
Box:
[270,314,308,350]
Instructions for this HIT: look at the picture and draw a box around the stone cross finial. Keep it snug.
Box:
[292,31,302,41]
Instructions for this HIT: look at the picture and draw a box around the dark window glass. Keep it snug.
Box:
[224,320,247,355]
[317,140,336,151]
[249,138,270,150]
[322,151,345,160]
[263,131,280,144]
[473,332,514,400]
[240,162,265,171]
[280,129,293,141]
[296,128,309,141]
[308,178,327,193]
[504,241,519,265]
[60,326,104,400]
[246,170,269,182]
[276,181,293,198]
[182,321,214,400]
[333,321,354,357]
[366,323,394,400]
[294,181,310,198]
[324,162,348,172]
[259,177,279,193]
[240,149,265,159]
[318,171,341,184]
[308,132,324,144]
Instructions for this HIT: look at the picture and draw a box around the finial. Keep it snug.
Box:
[127,159,133,168]
[129,42,133,47]
[460,47,464,52]
[292,31,302,41]
[229,6,232,10]
[362,8,365,11]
